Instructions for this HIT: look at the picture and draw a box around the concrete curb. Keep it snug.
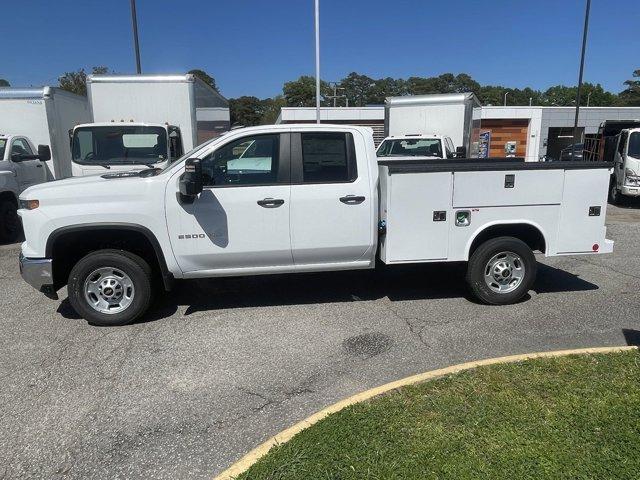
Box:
[214,345,638,479]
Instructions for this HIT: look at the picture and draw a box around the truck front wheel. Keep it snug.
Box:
[67,249,153,326]
[466,237,537,305]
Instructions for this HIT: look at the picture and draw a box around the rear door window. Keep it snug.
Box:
[300,132,356,183]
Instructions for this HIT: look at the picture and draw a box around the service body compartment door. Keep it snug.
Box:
[385,171,452,262]
[556,169,610,254]
[453,170,564,208]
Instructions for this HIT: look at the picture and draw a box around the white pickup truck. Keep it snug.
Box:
[18,124,614,326]
[0,135,51,242]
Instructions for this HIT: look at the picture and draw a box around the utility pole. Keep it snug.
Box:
[586,91,592,107]
[573,0,591,151]
[130,0,142,74]
[314,0,321,123]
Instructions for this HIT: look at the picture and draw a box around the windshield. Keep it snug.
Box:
[0,139,5,159]
[72,126,168,165]
[629,132,640,159]
[377,138,443,157]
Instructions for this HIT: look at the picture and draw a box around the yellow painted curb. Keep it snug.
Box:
[214,345,638,480]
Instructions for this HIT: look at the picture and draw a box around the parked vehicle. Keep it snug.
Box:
[18,124,614,326]
[376,134,458,160]
[385,93,481,157]
[0,135,50,242]
[609,128,640,203]
[0,87,89,179]
[583,120,640,203]
[559,143,584,161]
[69,74,229,176]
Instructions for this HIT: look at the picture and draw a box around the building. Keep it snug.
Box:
[276,106,385,144]
[278,102,640,161]
[479,106,640,161]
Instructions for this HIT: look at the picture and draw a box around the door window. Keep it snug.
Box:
[618,132,627,155]
[11,138,33,157]
[300,132,356,183]
[201,134,280,186]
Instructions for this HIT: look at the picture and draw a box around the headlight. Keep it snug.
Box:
[625,176,640,187]
[19,199,39,210]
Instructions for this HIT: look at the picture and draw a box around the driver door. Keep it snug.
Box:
[11,138,45,189]
[166,132,293,274]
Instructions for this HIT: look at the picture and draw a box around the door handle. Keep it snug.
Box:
[339,195,365,205]
[36,164,43,168]
[257,198,285,208]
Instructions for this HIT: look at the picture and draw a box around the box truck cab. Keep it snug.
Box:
[610,127,640,203]
[70,122,184,176]
[0,134,50,242]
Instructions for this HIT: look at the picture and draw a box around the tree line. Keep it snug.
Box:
[2,67,638,127]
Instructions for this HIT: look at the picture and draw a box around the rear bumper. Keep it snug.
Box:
[19,254,57,298]
[599,238,615,254]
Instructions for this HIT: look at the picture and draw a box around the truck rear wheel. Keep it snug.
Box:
[466,237,536,305]
[0,199,20,244]
[68,249,153,326]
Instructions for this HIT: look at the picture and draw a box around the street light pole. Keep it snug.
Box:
[314,0,321,123]
[130,0,142,74]
[573,0,591,148]
[504,91,509,106]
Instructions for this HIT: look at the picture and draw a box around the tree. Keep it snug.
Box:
[58,66,109,96]
[339,72,375,107]
[619,69,640,106]
[0,79,9,87]
[188,69,219,93]
[260,96,287,124]
[229,96,264,126]
[368,77,408,104]
[283,75,331,107]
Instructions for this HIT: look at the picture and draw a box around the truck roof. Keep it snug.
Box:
[385,92,481,107]
[382,134,445,140]
[0,86,86,101]
[74,122,173,128]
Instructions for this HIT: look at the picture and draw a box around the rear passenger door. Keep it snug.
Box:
[289,131,372,266]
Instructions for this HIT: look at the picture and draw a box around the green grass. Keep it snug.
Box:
[239,351,640,480]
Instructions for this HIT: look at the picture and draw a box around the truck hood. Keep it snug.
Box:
[20,171,158,202]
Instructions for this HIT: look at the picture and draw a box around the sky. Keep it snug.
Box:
[1,0,638,99]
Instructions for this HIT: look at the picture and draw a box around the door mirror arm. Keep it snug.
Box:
[179,158,204,204]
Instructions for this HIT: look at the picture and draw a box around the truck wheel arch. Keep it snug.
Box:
[45,223,173,291]
[465,221,547,261]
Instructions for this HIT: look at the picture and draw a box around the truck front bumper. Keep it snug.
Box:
[621,185,640,197]
[19,254,57,299]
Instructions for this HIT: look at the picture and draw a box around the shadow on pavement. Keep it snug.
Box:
[55,261,600,324]
[622,329,640,347]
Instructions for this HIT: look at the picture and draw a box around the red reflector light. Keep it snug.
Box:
[592,244,599,252]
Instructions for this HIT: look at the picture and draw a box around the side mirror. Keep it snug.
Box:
[37,145,51,161]
[455,146,467,158]
[179,158,203,203]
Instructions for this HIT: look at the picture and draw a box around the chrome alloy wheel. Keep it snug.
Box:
[483,251,525,294]
[83,267,135,314]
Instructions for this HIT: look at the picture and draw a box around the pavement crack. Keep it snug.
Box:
[236,386,274,411]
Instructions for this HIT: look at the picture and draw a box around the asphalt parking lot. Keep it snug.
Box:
[2,203,640,479]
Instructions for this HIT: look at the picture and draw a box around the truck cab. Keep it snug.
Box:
[0,134,50,242]
[376,134,459,160]
[70,122,184,176]
[610,128,640,203]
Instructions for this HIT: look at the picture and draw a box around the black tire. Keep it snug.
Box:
[466,236,537,305]
[609,179,621,206]
[68,249,153,326]
[0,199,20,244]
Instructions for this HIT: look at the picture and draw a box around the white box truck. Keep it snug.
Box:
[0,87,90,179]
[69,74,229,176]
[18,124,613,326]
[385,93,481,157]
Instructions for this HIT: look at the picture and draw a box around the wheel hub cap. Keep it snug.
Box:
[84,267,135,314]
[484,252,525,294]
